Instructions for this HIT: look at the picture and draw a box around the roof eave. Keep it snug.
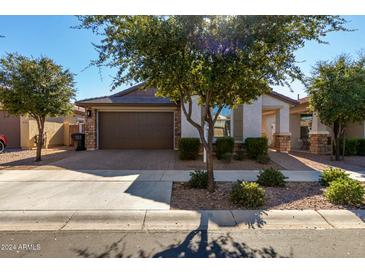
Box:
[269,92,299,106]
[76,102,177,107]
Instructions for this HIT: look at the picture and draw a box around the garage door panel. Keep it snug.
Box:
[99,112,173,149]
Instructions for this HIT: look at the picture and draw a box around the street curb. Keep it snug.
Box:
[0,209,364,232]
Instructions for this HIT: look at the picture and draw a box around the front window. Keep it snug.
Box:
[213,106,231,137]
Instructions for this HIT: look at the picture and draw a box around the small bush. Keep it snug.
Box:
[345,139,358,156]
[357,139,365,156]
[333,138,359,156]
[234,150,245,161]
[256,154,270,164]
[245,137,268,159]
[325,178,365,206]
[320,167,349,187]
[221,152,233,163]
[256,168,286,187]
[215,137,234,160]
[189,170,208,189]
[230,181,265,208]
[179,138,200,160]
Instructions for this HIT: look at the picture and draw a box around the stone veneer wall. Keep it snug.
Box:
[309,133,329,154]
[85,108,97,150]
[274,134,291,152]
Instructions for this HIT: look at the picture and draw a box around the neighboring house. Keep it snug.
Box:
[214,114,231,137]
[290,96,365,154]
[76,83,297,152]
[0,106,85,149]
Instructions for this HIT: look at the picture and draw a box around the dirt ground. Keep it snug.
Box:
[170,181,365,210]
[0,147,74,170]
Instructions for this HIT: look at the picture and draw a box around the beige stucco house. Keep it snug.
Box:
[0,106,85,149]
[289,97,365,154]
[76,84,297,152]
[76,83,365,155]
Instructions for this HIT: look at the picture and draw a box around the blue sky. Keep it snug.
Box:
[1,15,365,101]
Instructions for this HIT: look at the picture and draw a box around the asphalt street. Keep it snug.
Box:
[0,229,364,258]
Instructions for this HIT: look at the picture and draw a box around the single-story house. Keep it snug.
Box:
[76,83,298,152]
[289,96,365,154]
[77,83,365,155]
[0,106,85,149]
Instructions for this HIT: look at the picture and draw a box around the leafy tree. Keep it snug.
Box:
[79,15,346,191]
[308,55,365,161]
[0,54,76,161]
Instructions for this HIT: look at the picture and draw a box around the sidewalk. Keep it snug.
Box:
[1,169,364,182]
[1,209,364,231]
[0,169,363,211]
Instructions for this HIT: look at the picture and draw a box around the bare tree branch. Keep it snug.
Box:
[180,95,208,149]
[213,105,224,125]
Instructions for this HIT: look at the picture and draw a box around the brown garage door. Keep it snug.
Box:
[0,110,20,147]
[99,112,174,149]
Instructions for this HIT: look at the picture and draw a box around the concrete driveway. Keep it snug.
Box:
[35,149,282,170]
[0,170,172,210]
[0,169,331,211]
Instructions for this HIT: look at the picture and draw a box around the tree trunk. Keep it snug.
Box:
[179,96,221,192]
[206,147,215,192]
[206,120,215,192]
[333,120,341,161]
[335,136,340,161]
[35,117,45,162]
[341,127,346,160]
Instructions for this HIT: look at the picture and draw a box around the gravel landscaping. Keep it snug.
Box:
[171,181,365,210]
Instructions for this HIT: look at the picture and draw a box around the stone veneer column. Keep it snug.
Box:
[309,133,329,154]
[309,112,330,154]
[274,133,291,152]
[174,102,182,150]
[85,107,97,150]
[273,105,291,152]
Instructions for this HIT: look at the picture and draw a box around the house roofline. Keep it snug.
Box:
[268,91,299,106]
[76,82,146,105]
[76,102,177,107]
[76,82,300,107]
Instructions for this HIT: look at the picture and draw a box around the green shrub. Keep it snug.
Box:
[234,150,245,161]
[256,154,270,164]
[256,168,286,187]
[215,137,234,160]
[230,181,265,208]
[245,137,268,159]
[357,139,365,156]
[320,167,349,187]
[333,138,359,156]
[179,138,200,160]
[189,170,208,189]
[345,139,358,156]
[221,152,233,163]
[325,178,365,206]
